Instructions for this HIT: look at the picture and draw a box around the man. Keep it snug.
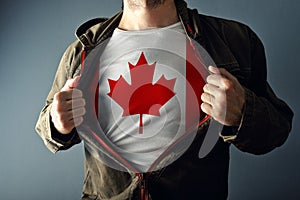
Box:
[36,0,293,199]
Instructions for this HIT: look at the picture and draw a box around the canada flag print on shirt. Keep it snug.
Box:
[78,22,210,172]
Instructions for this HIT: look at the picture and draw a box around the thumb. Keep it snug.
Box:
[61,76,80,91]
[208,66,236,82]
[208,66,220,74]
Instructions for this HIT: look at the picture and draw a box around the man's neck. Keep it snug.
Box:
[119,0,179,31]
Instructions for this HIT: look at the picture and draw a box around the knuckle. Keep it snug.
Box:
[78,89,83,97]
[203,84,210,92]
[56,103,66,112]
[67,100,73,108]
[54,92,64,101]
[74,98,86,108]
[82,98,86,106]
[206,75,213,83]
[77,107,86,116]
[200,103,207,112]
[73,89,83,97]
[60,123,68,130]
[61,122,72,130]
[74,117,83,126]
[222,79,232,90]
[201,103,211,114]
[82,107,86,115]
[53,93,60,102]
[201,93,206,101]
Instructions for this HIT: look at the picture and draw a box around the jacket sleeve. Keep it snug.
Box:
[222,28,294,155]
[35,41,82,153]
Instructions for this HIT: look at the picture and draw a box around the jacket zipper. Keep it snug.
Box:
[81,47,87,73]
[78,19,209,200]
[137,173,150,200]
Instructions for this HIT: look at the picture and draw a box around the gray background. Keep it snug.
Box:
[0,0,299,199]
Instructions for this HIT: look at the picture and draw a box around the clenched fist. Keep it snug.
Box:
[201,66,245,126]
[50,76,86,134]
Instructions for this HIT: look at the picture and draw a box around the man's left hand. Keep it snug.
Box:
[201,66,245,126]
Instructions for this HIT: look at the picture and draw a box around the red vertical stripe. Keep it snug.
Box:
[186,39,209,129]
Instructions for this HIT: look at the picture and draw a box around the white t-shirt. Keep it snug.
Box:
[97,22,198,172]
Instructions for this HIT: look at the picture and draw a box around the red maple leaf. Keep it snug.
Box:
[107,52,176,134]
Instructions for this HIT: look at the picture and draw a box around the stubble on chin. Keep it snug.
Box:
[127,0,167,9]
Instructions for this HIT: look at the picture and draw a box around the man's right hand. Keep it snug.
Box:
[50,76,86,134]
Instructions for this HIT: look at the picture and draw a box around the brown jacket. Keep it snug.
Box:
[35,1,293,199]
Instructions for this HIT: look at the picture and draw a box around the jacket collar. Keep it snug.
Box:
[75,0,238,67]
[75,12,122,50]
